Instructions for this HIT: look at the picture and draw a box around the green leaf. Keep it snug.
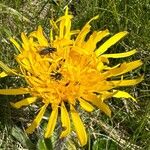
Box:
[92,138,118,150]
[37,138,53,150]
[37,139,48,150]
[44,138,53,150]
[11,126,35,149]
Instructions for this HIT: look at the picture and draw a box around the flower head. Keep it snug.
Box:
[0,7,143,146]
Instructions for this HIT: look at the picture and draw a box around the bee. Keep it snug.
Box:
[39,47,56,55]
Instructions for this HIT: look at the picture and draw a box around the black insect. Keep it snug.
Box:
[65,82,70,87]
[51,72,62,80]
[39,47,56,55]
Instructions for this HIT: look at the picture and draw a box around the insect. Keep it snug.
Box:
[51,72,62,80]
[39,47,56,55]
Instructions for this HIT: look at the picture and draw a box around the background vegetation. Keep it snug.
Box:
[0,0,150,149]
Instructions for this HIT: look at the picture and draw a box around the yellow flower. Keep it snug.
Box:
[0,7,143,146]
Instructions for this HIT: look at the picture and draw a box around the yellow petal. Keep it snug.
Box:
[104,60,143,78]
[70,105,87,146]
[49,29,53,44]
[10,97,37,109]
[113,90,137,102]
[92,101,111,117]
[75,25,91,47]
[83,94,111,117]
[104,63,120,70]
[84,29,110,53]
[111,76,144,86]
[78,98,94,112]
[100,91,115,101]
[9,37,21,52]
[95,31,128,56]
[0,71,8,78]
[65,6,69,15]
[64,7,72,39]
[99,56,109,64]
[29,30,37,38]
[0,88,29,95]
[75,15,99,47]
[37,26,49,46]
[94,29,110,43]
[45,106,58,138]
[101,49,137,58]
[58,13,72,39]
[60,102,70,138]
[97,62,104,71]
[26,104,48,134]
[50,20,59,31]
[21,32,28,43]
[116,60,143,76]
[70,29,80,35]
[21,32,30,50]
[86,15,99,25]
[71,46,89,55]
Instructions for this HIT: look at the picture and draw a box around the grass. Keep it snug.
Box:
[0,0,150,149]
